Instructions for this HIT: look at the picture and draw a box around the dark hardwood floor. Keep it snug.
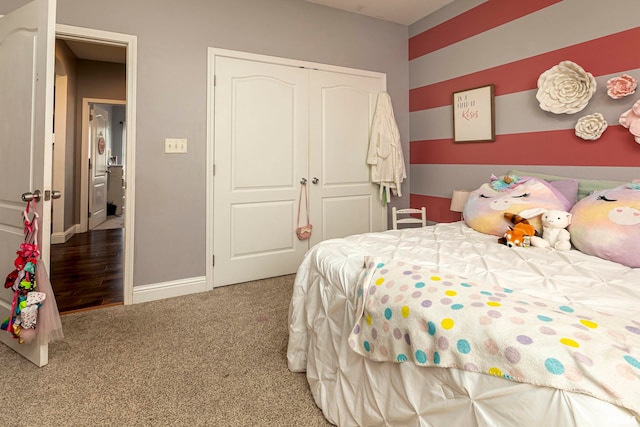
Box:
[50,227,124,313]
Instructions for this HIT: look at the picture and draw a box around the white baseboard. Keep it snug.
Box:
[51,224,81,244]
[132,276,207,304]
[45,219,206,306]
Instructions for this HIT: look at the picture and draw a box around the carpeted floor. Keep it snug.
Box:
[0,275,332,427]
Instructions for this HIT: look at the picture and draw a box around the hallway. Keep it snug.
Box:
[50,228,124,313]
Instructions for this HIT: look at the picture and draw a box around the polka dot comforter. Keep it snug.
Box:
[348,256,640,418]
[287,222,640,426]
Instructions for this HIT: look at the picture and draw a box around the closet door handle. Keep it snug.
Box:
[300,178,307,185]
[312,177,319,184]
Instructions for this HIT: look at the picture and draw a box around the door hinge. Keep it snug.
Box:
[212,255,215,267]
[213,164,215,176]
[213,75,216,87]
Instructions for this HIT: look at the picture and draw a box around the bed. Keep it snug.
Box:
[287,174,640,427]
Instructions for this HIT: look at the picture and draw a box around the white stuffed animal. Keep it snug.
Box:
[520,208,572,251]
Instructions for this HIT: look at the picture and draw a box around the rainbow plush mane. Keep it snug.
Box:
[463,175,571,237]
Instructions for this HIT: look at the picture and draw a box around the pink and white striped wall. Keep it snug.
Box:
[408,0,640,223]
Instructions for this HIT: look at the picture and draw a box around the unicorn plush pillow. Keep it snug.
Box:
[463,175,572,237]
[569,181,640,268]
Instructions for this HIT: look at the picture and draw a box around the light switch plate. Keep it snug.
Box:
[165,138,187,154]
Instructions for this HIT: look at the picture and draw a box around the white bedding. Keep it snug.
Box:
[287,222,640,427]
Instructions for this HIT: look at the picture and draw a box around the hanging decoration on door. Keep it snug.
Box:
[296,183,313,240]
[1,199,64,345]
[97,132,106,155]
[2,200,45,343]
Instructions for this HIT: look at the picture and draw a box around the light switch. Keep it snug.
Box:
[165,138,188,154]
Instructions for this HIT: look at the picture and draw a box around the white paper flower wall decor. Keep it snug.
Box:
[619,100,640,144]
[575,113,608,141]
[536,60,597,114]
[607,74,637,99]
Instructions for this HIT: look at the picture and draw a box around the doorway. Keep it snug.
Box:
[51,100,126,313]
[85,101,126,231]
[51,25,137,311]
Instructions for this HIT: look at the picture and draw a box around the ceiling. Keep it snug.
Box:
[62,39,127,64]
[303,0,454,25]
[60,0,451,63]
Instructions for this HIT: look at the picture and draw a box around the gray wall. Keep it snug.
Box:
[54,39,78,231]
[110,105,125,165]
[0,0,410,286]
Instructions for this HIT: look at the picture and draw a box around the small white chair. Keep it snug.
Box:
[392,207,427,230]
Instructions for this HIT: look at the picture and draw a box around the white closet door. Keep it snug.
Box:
[308,70,386,246]
[213,56,309,287]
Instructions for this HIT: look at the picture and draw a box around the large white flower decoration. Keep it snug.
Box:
[575,113,608,141]
[536,61,597,114]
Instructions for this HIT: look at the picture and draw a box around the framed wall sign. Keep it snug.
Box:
[452,84,495,143]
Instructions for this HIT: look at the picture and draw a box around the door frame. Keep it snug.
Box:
[206,48,386,291]
[56,24,137,305]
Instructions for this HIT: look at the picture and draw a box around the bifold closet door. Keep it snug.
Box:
[213,54,386,286]
[213,56,310,287]
[308,70,385,247]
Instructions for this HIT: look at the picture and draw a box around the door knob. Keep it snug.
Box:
[21,190,41,202]
[300,178,307,185]
[20,190,61,202]
[312,177,319,184]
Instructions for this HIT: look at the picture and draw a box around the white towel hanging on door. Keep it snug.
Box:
[366,92,406,204]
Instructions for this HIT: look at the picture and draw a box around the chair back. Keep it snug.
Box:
[392,207,427,230]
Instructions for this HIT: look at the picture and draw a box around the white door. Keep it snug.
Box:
[308,70,386,246]
[88,104,110,229]
[213,56,310,287]
[0,0,56,367]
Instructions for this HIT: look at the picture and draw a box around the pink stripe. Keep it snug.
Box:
[410,126,640,166]
[409,0,560,60]
[411,194,461,223]
[410,27,640,112]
